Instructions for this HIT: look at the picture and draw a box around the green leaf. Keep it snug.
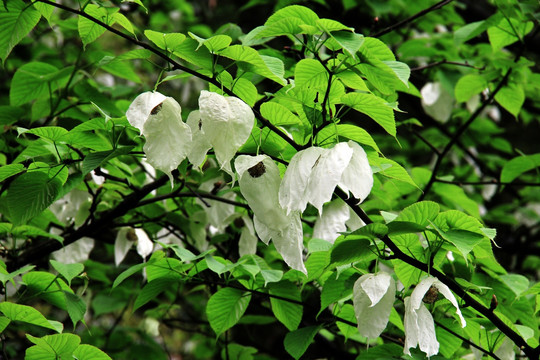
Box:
[374,158,419,189]
[112,260,154,289]
[295,58,328,89]
[330,238,372,267]
[319,272,355,315]
[231,77,258,107]
[317,124,379,152]
[316,18,351,33]
[454,20,488,44]
[0,316,10,333]
[394,201,440,227]
[331,31,364,58]
[64,292,86,328]
[500,274,529,297]
[284,326,320,360]
[33,1,54,21]
[501,153,540,183]
[0,264,35,286]
[219,45,286,85]
[73,344,112,360]
[360,37,395,61]
[133,277,176,311]
[494,84,525,117]
[112,13,135,36]
[9,62,60,106]
[258,5,319,37]
[189,32,231,53]
[50,260,84,286]
[7,171,62,226]
[25,333,80,360]
[206,287,251,337]
[383,61,410,87]
[455,74,487,103]
[0,0,41,64]
[122,0,147,14]
[145,30,186,51]
[340,92,396,137]
[260,102,302,127]
[27,126,69,142]
[269,281,302,331]
[305,251,330,282]
[82,146,134,175]
[487,18,533,51]
[260,269,283,285]
[23,271,73,310]
[78,4,114,47]
[0,302,59,332]
[0,163,25,182]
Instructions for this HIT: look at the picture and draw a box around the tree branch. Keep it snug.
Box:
[371,0,455,37]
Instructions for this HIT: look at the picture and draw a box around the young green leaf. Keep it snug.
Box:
[0,0,41,64]
[206,287,251,337]
[7,171,62,226]
[0,302,60,332]
[284,326,320,360]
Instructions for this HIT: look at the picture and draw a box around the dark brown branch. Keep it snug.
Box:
[371,0,455,37]
[411,60,485,72]
[435,179,540,186]
[6,173,171,272]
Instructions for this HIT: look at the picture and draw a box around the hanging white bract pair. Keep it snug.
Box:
[352,273,466,357]
[126,90,254,183]
[235,141,373,273]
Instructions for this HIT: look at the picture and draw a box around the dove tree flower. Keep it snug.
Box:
[352,272,396,339]
[404,276,467,357]
[196,91,255,176]
[279,141,373,215]
[126,91,192,183]
[235,155,306,273]
[114,227,153,266]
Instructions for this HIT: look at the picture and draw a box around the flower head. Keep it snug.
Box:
[353,272,396,339]
[235,155,306,273]
[279,141,373,215]
[126,91,192,184]
[404,276,466,357]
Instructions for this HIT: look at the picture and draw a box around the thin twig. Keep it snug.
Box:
[435,179,540,186]
[371,0,454,37]
[411,60,485,72]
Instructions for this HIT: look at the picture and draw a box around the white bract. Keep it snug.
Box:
[352,272,396,339]
[404,276,467,357]
[279,141,373,215]
[421,82,453,123]
[186,110,212,168]
[126,91,192,183]
[235,155,306,274]
[199,90,255,176]
[238,215,257,257]
[312,199,350,244]
[115,227,153,266]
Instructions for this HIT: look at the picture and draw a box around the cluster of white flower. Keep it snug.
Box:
[126,90,255,183]
[125,90,464,358]
[352,273,466,357]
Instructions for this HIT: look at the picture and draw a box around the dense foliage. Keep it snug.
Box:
[0,0,539,359]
